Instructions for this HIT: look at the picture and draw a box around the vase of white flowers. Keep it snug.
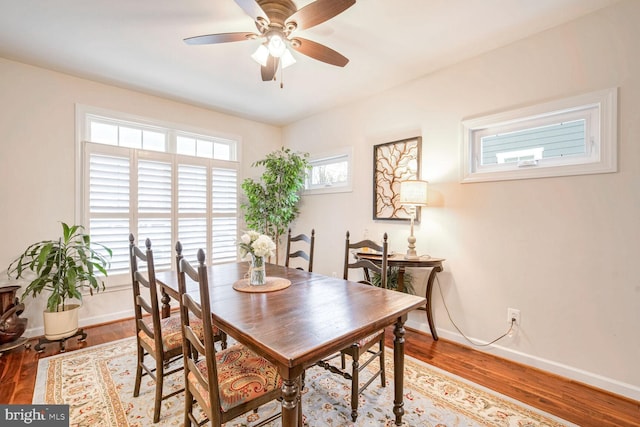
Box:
[239,231,276,285]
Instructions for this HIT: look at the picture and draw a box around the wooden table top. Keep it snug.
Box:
[155,262,426,374]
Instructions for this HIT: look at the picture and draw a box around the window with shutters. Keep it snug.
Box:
[77,106,239,285]
[461,88,617,183]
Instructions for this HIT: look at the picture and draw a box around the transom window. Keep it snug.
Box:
[77,106,240,285]
[461,88,617,183]
[305,148,353,194]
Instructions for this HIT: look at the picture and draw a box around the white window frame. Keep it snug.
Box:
[460,88,617,183]
[304,147,353,195]
[75,104,241,289]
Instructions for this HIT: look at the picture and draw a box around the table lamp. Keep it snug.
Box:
[399,180,428,260]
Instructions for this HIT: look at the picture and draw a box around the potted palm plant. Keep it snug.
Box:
[7,222,111,340]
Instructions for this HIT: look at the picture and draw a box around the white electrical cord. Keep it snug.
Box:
[435,274,516,347]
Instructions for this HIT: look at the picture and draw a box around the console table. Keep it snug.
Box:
[356,253,445,340]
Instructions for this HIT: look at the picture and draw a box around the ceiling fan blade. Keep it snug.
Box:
[291,37,349,67]
[184,32,256,45]
[286,0,355,31]
[234,0,269,23]
[261,56,279,81]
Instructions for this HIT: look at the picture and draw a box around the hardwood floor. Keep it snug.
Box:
[1,318,638,426]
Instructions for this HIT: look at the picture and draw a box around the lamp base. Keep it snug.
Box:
[406,228,418,260]
[405,250,419,260]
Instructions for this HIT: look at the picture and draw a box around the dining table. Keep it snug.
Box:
[155,261,427,427]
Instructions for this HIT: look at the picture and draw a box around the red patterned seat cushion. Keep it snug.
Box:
[139,313,217,353]
[187,343,282,412]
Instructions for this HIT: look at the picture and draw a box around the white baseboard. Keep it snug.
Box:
[406,316,640,402]
[23,309,134,339]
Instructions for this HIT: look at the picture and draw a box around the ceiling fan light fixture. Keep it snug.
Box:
[281,48,296,69]
[267,32,287,58]
[251,44,269,67]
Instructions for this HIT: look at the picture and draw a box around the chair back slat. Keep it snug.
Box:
[285,228,315,272]
[343,231,389,288]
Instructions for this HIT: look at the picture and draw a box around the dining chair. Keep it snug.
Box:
[177,245,283,427]
[317,230,388,422]
[284,228,315,272]
[129,234,186,423]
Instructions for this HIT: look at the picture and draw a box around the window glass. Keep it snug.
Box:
[213,141,231,160]
[90,121,118,145]
[305,148,353,194]
[197,139,213,158]
[177,135,196,156]
[120,126,142,149]
[461,88,617,182]
[481,120,586,166]
[143,130,166,152]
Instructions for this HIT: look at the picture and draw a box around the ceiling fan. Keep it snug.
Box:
[184,0,356,82]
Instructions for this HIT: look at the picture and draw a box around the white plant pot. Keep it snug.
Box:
[43,304,80,341]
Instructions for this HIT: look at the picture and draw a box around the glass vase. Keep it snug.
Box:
[250,254,266,285]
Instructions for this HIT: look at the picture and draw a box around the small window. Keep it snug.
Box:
[304,148,352,194]
[176,133,236,161]
[88,117,167,152]
[461,88,617,183]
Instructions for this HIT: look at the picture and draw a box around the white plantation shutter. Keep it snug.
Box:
[178,218,207,265]
[87,149,131,275]
[212,167,238,263]
[178,164,208,264]
[138,159,172,269]
[83,135,239,282]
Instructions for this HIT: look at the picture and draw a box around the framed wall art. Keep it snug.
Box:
[373,136,422,221]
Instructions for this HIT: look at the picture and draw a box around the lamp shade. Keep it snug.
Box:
[281,48,296,69]
[251,44,269,67]
[400,180,428,206]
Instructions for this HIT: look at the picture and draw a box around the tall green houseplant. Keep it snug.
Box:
[7,222,112,312]
[241,147,310,261]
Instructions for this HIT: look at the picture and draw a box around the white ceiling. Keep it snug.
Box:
[0,0,620,126]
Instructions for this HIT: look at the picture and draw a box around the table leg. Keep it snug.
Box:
[397,267,405,293]
[393,315,407,425]
[424,267,442,340]
[281,377,300,427]
[160,288,171,319]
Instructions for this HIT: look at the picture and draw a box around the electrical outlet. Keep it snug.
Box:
[507,308,521,326]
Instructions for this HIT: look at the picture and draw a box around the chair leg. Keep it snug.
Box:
[133,345,143,397]
[153,357,164,423]
[350,352,360,422]
[220,331,228,350]
[380,338,386,387]
[184,388,193,427]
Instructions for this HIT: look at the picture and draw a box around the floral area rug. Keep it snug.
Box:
[33,337,574,426]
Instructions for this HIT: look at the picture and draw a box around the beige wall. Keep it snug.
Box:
[0,58,281,335]
[284,0,640,399]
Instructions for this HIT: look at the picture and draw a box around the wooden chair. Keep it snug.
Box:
[317,231,388,422]
[129,234,185,423]
[177,245,283,427]
[284,228,315,272]
[129,234,225,423]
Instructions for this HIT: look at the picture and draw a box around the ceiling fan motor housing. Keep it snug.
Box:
[257,0,297,30]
